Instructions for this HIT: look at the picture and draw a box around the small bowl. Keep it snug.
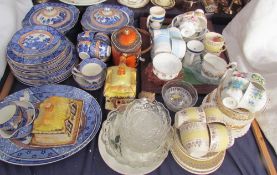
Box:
[162,80,198,112]
[153,53,182,81]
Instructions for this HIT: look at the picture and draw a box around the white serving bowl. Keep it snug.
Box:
[152,53,182,80]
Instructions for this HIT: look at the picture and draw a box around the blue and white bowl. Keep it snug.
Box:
[22,2,80,33]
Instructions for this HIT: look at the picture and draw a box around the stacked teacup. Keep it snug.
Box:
[0,100,36,143]
[77,31,111,62]
[172,107,234,174]
[202,70,267,138]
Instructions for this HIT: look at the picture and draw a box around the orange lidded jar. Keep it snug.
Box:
[111,26,142,68]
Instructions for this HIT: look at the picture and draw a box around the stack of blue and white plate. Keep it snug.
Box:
[6,25,78,86]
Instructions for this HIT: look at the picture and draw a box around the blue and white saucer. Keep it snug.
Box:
[81,4,134,33]
[22,2,80,33]
[0,85,102,166]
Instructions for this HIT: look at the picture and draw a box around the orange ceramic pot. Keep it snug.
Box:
[111,26,142,68]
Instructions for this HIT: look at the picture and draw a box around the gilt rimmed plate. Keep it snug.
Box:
[0,85,102,165]
[9,25,63,56]
[22,2,80,33]
[81,4,134,33]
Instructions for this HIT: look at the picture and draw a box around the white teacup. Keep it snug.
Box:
[147,6,166,30]
[183,40,204,67]
[201,53,228,80]
[153,31,171,55]
[171,38,186,60]
[238,82,267,113]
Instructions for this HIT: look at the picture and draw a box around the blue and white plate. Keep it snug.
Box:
[81,4,134,33]
[13,51,78,86]
[8,43,73,74]
[22,2,80,34]
[9,25,63,56]
[0,85,102,166]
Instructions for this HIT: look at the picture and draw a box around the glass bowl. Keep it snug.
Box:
[121,99,171,153]
[162,80,198,112]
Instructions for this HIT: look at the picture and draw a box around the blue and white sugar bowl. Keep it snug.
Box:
[90,40,111,62]
[72,58,107,91]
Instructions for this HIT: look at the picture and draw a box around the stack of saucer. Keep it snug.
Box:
[6,25,78,86]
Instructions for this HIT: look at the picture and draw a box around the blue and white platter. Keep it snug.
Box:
[0,85,102,166]
[22,2,80,34]
[81,4,134,33]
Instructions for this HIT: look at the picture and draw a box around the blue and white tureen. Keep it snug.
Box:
[81,4,134,33]
[22,2,80,33]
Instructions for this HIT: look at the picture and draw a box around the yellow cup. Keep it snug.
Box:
[204,32,226,53]
[175,107,206,128]
[207,123,234,152]
[202,104,225,124]
[179,122,210,158]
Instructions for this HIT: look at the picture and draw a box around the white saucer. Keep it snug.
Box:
[98,129,165,175]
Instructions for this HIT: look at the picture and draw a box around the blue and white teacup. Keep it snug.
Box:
[0,101,35,141]
[94,32,111,45]
[90,40,111,62]
[77,31,95,42]
[77,40,91,60]
[0,101,23,131]
[72,58,107,89]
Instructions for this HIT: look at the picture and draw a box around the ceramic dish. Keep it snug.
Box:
[81,4,134,33]
[0,85,102,165]
[59,0,107,6]
[22,2,80,33]
[152,53,182,81]
[151,0,175,9]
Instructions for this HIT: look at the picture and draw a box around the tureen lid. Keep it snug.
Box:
[22,2,80,33]
[81,4,134,33]
[111,26,142,52]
